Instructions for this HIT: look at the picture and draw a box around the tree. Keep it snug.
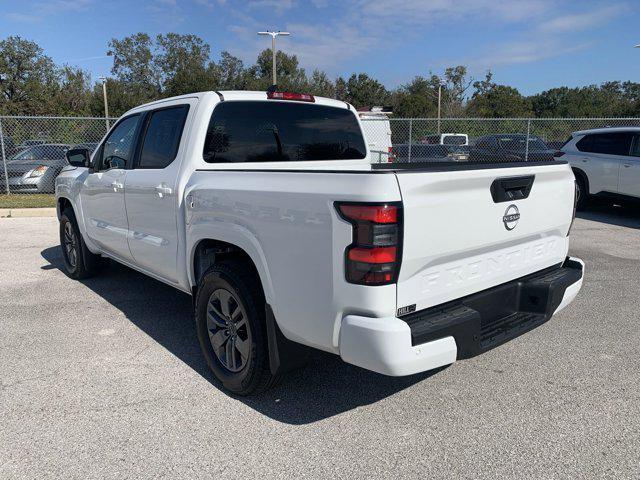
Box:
[342,73,389,108]
[215,51,249,90]
[0,36,58,115]
[250,49,308,91]
[335,76,347,101]
[108,33,161,108]
[53,66,93,116]
[156,33,216,97]
[467,71,532,117]
[308,69,335,97]
[436,66,473,118]
[393,76,438,117]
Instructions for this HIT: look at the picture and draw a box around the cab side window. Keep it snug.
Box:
[99,115,141,171]
[138,105,189,169]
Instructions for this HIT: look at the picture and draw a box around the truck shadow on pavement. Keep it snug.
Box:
[41,246,441,425]
[577,203,640,229]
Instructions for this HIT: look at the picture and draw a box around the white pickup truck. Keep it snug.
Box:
[56,90,584,395]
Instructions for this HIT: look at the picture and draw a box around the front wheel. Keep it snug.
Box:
[195,261,279,395]
[59,208,102,279]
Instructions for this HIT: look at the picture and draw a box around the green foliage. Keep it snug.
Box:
[467,72,532,117]
[0,36,58,115]
[1,34,639,119]
[342,73,390,109]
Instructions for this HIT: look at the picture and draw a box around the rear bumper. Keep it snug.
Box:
[339,256,584,376]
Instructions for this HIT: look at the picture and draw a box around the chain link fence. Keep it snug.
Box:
[361,117,640,164]
[0,116,116,195]
[1,115,640,196]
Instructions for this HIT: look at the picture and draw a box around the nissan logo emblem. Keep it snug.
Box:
[503,204,520,231]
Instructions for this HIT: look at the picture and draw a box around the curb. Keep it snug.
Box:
[0,208,57,218]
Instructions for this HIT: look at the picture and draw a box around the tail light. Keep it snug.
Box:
[336,202,402,285]
[267,91,315,102]
[387,146,396,163]
[554,151,565,158]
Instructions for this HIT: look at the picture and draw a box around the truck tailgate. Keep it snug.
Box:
[395,163,575,313]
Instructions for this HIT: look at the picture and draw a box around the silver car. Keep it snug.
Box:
[5,144,70,193]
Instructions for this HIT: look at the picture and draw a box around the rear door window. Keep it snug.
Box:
[138,105,189,169]
[203,101,367,163]
[576,133,633,156]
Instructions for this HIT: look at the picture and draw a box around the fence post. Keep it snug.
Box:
[0,118,10,195]
[524,118,531,161]
[408,119,413,162]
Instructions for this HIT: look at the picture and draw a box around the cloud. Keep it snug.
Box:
[281,22,377,71]
[219,0,627,77]
[468,38,594,68]
[195,0,227,9]
[538,5,626,33]
[358,0,554,25]
[247,0,294,13]
[6,0,91,23]
[147,0,186,27]
[6,12,42,23]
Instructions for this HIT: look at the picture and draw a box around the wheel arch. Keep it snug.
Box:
[189,236,275,305]
[56,196,73,220]
[571,167,590,195]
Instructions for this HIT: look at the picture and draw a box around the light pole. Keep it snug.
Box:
[437,82,442,135]
[257,31,291,85]
[99,76,110,132]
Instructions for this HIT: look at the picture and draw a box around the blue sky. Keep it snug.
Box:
[1,0,638,95]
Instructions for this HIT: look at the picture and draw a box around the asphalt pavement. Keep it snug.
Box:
[1,205,639,479]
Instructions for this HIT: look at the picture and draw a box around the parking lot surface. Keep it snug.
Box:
[1,207,639,479]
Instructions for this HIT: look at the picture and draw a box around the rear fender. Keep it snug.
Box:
[187,223,275,306]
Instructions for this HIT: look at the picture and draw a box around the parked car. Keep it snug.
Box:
[5,144,70,193]
[560,127,640,208]
[56,90,584,395]
[422,133,469,146]
[72,142,99,154]
[469,134,556,163]
[15,139,47,152]
[393,143,449,162]
[418,133,470,161]
[1,136,18,157]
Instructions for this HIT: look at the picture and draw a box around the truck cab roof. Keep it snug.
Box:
[124,90,352,117]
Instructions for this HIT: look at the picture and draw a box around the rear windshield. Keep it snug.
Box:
[203,101,367,163]
[442,135,466,146]
[497,136,548,151]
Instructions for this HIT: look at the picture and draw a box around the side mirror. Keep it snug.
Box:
[66,148,90,167]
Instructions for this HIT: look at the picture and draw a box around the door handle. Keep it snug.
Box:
[111,181,124,192]
[155,185,173,197]
[623,163,632,168]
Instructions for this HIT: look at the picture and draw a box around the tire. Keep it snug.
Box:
[574,173,589,211]
[59,207,102,279]
[195,260,279,395]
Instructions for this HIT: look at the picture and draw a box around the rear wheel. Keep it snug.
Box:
[574,173,589,210]
[59,208,102,279]
[195,261,278,395]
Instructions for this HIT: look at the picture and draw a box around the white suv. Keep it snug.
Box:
[561,127,640,208]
